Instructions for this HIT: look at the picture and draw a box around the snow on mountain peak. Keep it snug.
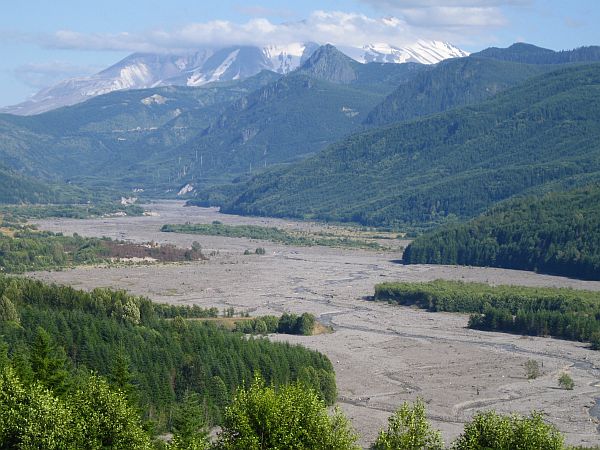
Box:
[2,40,467,115]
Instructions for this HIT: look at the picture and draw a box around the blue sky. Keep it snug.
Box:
[1,0,599,107]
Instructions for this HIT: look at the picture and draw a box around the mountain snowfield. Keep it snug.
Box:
[3,40,467,116]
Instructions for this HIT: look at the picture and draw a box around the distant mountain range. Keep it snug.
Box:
[2,40,467,115]
[4,41,600,231]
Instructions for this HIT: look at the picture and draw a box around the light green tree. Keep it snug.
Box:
[0,295,19,323]
[452,410,564,450]
[372,398,443,450]
[215,375,359,450]
[69,374,151,449]
[0,366,75,449]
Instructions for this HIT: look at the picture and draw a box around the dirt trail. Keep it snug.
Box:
[28,201,600,448]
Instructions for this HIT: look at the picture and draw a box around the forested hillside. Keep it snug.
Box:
[365,57,546,126]
[0,276,335,433]
[403,185,600,280]
[208,63,600,227]
[472,42,600,64]
[0,45,423,196]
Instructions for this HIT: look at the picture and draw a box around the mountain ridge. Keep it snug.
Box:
[200,62,600,227]
[2,40,466,115]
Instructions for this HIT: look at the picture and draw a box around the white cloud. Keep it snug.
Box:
[358,0,531,29]
[32,9,497,55]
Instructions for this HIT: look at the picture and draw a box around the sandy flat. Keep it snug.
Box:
[27,201,600,448]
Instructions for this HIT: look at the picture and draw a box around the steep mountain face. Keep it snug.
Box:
[296,45,359,84]
[3,41,465,115]
[207,63,600,227]
[153,50,427,189]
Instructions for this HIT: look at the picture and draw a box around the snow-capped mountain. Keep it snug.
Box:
[2,41,467,115]
[340,40,469,65]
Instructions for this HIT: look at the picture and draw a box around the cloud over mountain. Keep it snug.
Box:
[34,7,514,54]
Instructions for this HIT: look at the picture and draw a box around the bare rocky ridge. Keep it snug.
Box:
[27,201,600,448]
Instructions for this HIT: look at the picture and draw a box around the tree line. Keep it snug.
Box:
[373,280,600,348]
[403,185,600,280]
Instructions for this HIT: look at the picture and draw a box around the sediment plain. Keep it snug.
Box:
[28,201,600,447]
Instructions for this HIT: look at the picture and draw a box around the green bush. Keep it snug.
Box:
[372,399,443,450]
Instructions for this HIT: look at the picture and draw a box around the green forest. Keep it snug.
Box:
[374,280,600,348]
[0,275,336,442]
[207,63,600,228]
[402,185,600,280]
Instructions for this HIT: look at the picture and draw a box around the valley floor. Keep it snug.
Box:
[27,201,600,448]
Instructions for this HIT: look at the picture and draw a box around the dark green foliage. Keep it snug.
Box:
[451,410,564,450]
[0,276,336,431]
[214,63,600,227]
[373,281,600,348]
[30,327,70,395]
[214,375,359,450]
[403,185,600,280]
[473,42,600,65]
[170,391,210,450]
[234,313,316,337]
[162,222,381,249]
[365,57,547,126]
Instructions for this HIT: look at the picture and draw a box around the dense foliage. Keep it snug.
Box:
[0,276,336,431]
[211,63,600,227]
[0,166,92,205]
[234,313,317,336]
[473,42,600,65]
[403,185,600,280]
[373,281,600,347]
[368,42,600,128]
[0,366,151,449]
[452,411,564,450]
[214,376,359,450]
[365,57,546,126]
[161,222,382,249]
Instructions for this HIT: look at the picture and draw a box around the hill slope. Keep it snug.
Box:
[0,46,425,195]
[208,63,600,227]
[472,42,600,64]
[366,43,600,127]
[403,185,600,280]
